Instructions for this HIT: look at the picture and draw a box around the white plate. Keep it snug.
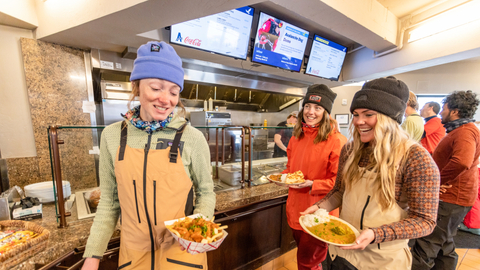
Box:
[24,181,71,203]
[299,215,360,247]
[266,174,304,186]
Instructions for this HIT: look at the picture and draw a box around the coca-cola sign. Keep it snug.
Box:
[184,37,202,47]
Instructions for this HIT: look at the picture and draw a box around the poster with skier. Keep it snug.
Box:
[252,12,309,71]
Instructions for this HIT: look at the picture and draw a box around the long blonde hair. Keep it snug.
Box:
[343,113,413,211]
[293,109,338,144]
[129,80,186,117]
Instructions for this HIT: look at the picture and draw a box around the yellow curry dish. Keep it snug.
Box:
[306,219,356,245]
[300,208,358,246]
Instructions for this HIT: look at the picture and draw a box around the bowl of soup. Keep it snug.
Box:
[299,215,360,246]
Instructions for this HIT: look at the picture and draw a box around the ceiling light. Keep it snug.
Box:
[342,81,366,87]
[408,0,480,43]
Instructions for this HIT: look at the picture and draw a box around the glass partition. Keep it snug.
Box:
[48,125,291,226]
[48,126,104,226]
[199,126,292,191]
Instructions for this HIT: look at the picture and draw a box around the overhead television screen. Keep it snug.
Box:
[170,6,254,60]
[252,12,309,72]
[305,34,347,81]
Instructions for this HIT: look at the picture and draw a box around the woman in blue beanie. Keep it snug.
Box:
[82,41,215,270]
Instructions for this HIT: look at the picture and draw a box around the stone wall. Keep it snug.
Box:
[7,38,96,191]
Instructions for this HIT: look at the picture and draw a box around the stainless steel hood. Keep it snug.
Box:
[91,48,306,112]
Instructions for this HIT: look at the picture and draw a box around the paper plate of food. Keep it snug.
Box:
[164,214,228,254]
[299,209,360,247]
[267,170,306,186]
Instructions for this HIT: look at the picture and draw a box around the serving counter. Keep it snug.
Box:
[9,183,293,270]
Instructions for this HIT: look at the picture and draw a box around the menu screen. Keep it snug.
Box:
[252,12,309,72]
[305,34,347,81]
[170,6,254,60]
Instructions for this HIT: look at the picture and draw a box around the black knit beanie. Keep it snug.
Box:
[302,84,337,114]
[350,76,409,124]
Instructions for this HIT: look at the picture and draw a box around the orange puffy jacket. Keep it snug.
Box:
[283,125,347,230]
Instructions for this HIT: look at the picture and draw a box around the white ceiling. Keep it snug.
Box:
[377,0,441,17]
[7,0,480,90]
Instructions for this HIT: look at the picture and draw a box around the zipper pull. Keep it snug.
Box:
[145,134,152,152]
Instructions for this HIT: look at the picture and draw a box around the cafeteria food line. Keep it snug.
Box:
[46,123,292,228]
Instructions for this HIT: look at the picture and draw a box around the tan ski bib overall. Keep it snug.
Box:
[115,122,208,270]
[329,168,412,270]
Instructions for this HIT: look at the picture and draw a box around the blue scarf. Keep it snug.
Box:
[122,106,173,134]
[443,118,475,133]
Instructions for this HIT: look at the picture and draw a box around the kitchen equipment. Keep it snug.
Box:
[252,129,268,151]
[190,111,232,127]
[190,111,234,162]
[218,157,287,186]
[24,181,71,203]
[0,149,9,193]
[1,186,24,202]
[217,164,247,186]
[97,80,137,125]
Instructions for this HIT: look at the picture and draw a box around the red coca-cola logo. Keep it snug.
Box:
[184,37,202,46]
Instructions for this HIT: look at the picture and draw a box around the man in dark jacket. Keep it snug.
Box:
[412,90,480,270]
[273,111,298,157]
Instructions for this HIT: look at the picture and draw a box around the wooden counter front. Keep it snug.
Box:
[13,183,294,269]
[208,194,296,270]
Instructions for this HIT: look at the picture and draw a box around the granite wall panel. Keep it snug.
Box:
[7,38,97,191]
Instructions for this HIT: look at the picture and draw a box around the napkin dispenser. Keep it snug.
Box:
[0,185,25,220]
[0,197,10,221]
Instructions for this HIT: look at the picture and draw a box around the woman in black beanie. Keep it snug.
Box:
[302,77,440,270]
[283,84,347,270]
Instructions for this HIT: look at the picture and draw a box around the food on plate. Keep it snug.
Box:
[0,230,37,255]
[166,217,227,244]
[303,209,356,245]
[285,170,305,184]
[268,174,282,182]
[84,188,101,209]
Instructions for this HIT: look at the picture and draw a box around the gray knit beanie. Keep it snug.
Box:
[350,76,409,124]
[302,84,337,114]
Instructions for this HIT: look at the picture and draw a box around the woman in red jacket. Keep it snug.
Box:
[283,84,347,270]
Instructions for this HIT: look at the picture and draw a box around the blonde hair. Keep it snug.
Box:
[293,109,338,144]
[343,113,413,211]
[407,91,419,110]
[129,80,186,117]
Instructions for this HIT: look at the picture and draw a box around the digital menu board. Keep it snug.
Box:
[305,34,347,81]
[170,6,254,60]
[252,12,309,72]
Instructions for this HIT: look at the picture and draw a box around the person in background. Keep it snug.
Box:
[419,101,445,154]
[82,41,215,270]
[402,91,424,142]
[273,111,298,157]
[458,121,480,236]
[411,90,480,270]
[302,77,440,270]
[283,84,346,270]
[458,165,480,235]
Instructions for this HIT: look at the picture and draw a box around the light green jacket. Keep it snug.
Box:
[83,115,215,258]
[401,113,425,142]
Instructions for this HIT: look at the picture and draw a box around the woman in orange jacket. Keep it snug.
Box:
[283,84,347,270]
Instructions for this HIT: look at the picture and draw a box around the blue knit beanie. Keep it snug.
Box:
[130,41,184,92]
